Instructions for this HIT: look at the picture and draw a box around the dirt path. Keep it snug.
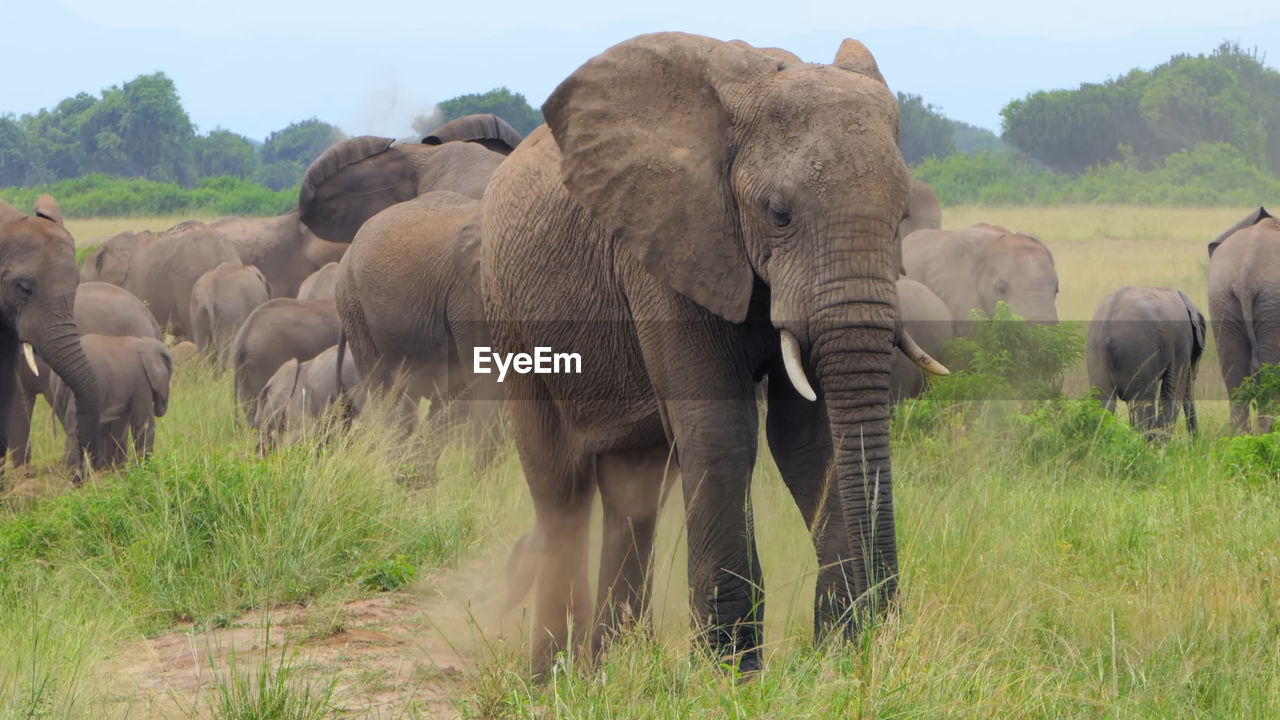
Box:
[97,544,528,719]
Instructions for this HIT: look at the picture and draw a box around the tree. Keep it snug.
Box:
[427,88,544,136]
[898,93,956,164]
[260,119,344,167]
[0,115,37,188]
[196,129,258,179]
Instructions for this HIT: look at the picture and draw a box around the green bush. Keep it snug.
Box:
[0,173,295,218]
[1011,392,1154,476]
[1228,363,1280,420]
[1216,432,1280,484]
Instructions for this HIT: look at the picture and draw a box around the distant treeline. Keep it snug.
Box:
[901,42,1280,205]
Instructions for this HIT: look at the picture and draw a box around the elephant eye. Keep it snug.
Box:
[13,278,33,299]
[767,196,791,229]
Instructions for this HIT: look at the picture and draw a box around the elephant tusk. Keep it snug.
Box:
[22,342,38,377]
[779,330,817,401]
[897,329,949,376]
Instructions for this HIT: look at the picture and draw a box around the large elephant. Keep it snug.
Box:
[8,281,160,466]
[231,298,341,419]
[121,221,242,339]
[1208,207,1280,432]
[0,198,101,478]
[335,191,500,470]
[892,278,954,401]
[482,33,945,676]
[903,223,1059,333]
[297,114,518,245]
[897,179,942,241]
[209,209,347,298]
[189,262,271,366]
[1086,285,1205,438]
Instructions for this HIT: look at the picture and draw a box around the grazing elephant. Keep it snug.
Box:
[231,298,341,419]
[296,262,340,302]
[892,278,954,401]
[1207,206,1280,432]
[1086,286,1205,438]
[252,344,360,450]
[210,209,348,298]
[189,262,272,366]
[297,116,515,245]
[0,197,102,479]
[8,282,160,466]
[897,179,941,241]
[80,230,151,285]
[121,221,242,339]
[482,33,946,676]
[335,191,501,470]
[50,334,171,469]
[421,113,525,153]
[903,223,1059,333]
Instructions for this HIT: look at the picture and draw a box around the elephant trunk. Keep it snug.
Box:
[39,322,101,469]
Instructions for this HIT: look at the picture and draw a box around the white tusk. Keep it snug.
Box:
[779,330,817,401]
[897,329,949,376]
[22,342,38,377]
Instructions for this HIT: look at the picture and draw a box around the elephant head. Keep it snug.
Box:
[80,230,150,285]
[971,225,1059,324]
[0,198,101,471]
[422,113,524,154]
[1209,206,1273,258]
[252,357,300,451]
[544,33,945,616]
[1177,289,1207,368]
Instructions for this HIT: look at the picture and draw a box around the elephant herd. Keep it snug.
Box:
[3,31,1279,680]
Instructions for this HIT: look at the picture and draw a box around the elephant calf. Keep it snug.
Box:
[296,262,340,302]
[252,344,360,449]
[1086,286,1206,438]
[232,298,341,420]
[51,334,172,469]
[190,262,271,367]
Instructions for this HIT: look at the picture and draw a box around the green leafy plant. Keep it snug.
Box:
[1229,363,1280,421]
[357,555,416,592]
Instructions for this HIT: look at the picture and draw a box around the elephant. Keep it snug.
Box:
[897,179,941,241]
[892,278,954,401]
[121,220,242,339]
[421,113,525,154]
[1086,286,1205,438]
[170,341,198,364]
[252,344,360,450]
[903,222,1060,334]
[0,197,102,479]
[296,262,340,302]
[481,33,946,676]
[8,281,160,467]
[80,230,151,285]
[1207,206,1280,432]
[334,191,501,471]
[50,334,171,469]
[297,115,517,245]
[189,262,272,366]
[209,209,348,298]
[231,298,341,419]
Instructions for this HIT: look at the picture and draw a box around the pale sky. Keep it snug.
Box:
[7,0,1280,141]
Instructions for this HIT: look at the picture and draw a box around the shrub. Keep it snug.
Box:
[0,173,295,218]
[1011,392,1154,476]
[1229,363,1280,420]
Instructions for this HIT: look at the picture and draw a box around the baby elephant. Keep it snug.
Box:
[1087,286,1206,438]
[51,335,173,469]
[252,345,360,449]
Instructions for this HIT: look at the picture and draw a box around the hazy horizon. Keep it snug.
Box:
[7,0,1280,141]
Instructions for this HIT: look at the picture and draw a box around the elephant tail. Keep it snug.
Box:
[1239,289,1260,363]
[335,327,355,424]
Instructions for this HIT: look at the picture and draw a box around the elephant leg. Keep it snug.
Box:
[1253,295,1280,434]
[764,370,849,643]
[6,368,39,468]
[1178,366,1198,437]
[1213,296,1254,433]
[105,418,129,468]
[1155,366,1178,436]
[133,413,155,460]
[509,376,594,679]
[592,442,669,658]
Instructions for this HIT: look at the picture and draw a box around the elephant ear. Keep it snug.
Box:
[298,136,418,244]
[453,208,484,301]
[0,197,21,223]
[544,32,779,323]
[1177,290,1207,365]
[34,194,63,224]
[250,266,271,297]
[833,39,888,87]
[422,114,525,155]
[1209,206,1274,258]
[139,341,173,418]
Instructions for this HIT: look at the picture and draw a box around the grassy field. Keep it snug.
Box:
[3,206,1279,718]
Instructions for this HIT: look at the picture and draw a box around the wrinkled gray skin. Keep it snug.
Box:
[892,278,953,401]
[80,230,151,285]
[50,334,170,469]
[252,344,360,450]
[297,132,508,245]
[0,198,102,481]
[421,113,524,155]
[1086,286,1205,439]
[210,209,348,298]
[904,223,1060,334]
[8,282,160,467]
[897,179,941,242]
[296,262,340,302]
[189,262,271,366]
[1207,207,1280,433]
[231,298,341,419]
[483,34,918,676]
[335,192,500,473]
[122,221,242,339]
